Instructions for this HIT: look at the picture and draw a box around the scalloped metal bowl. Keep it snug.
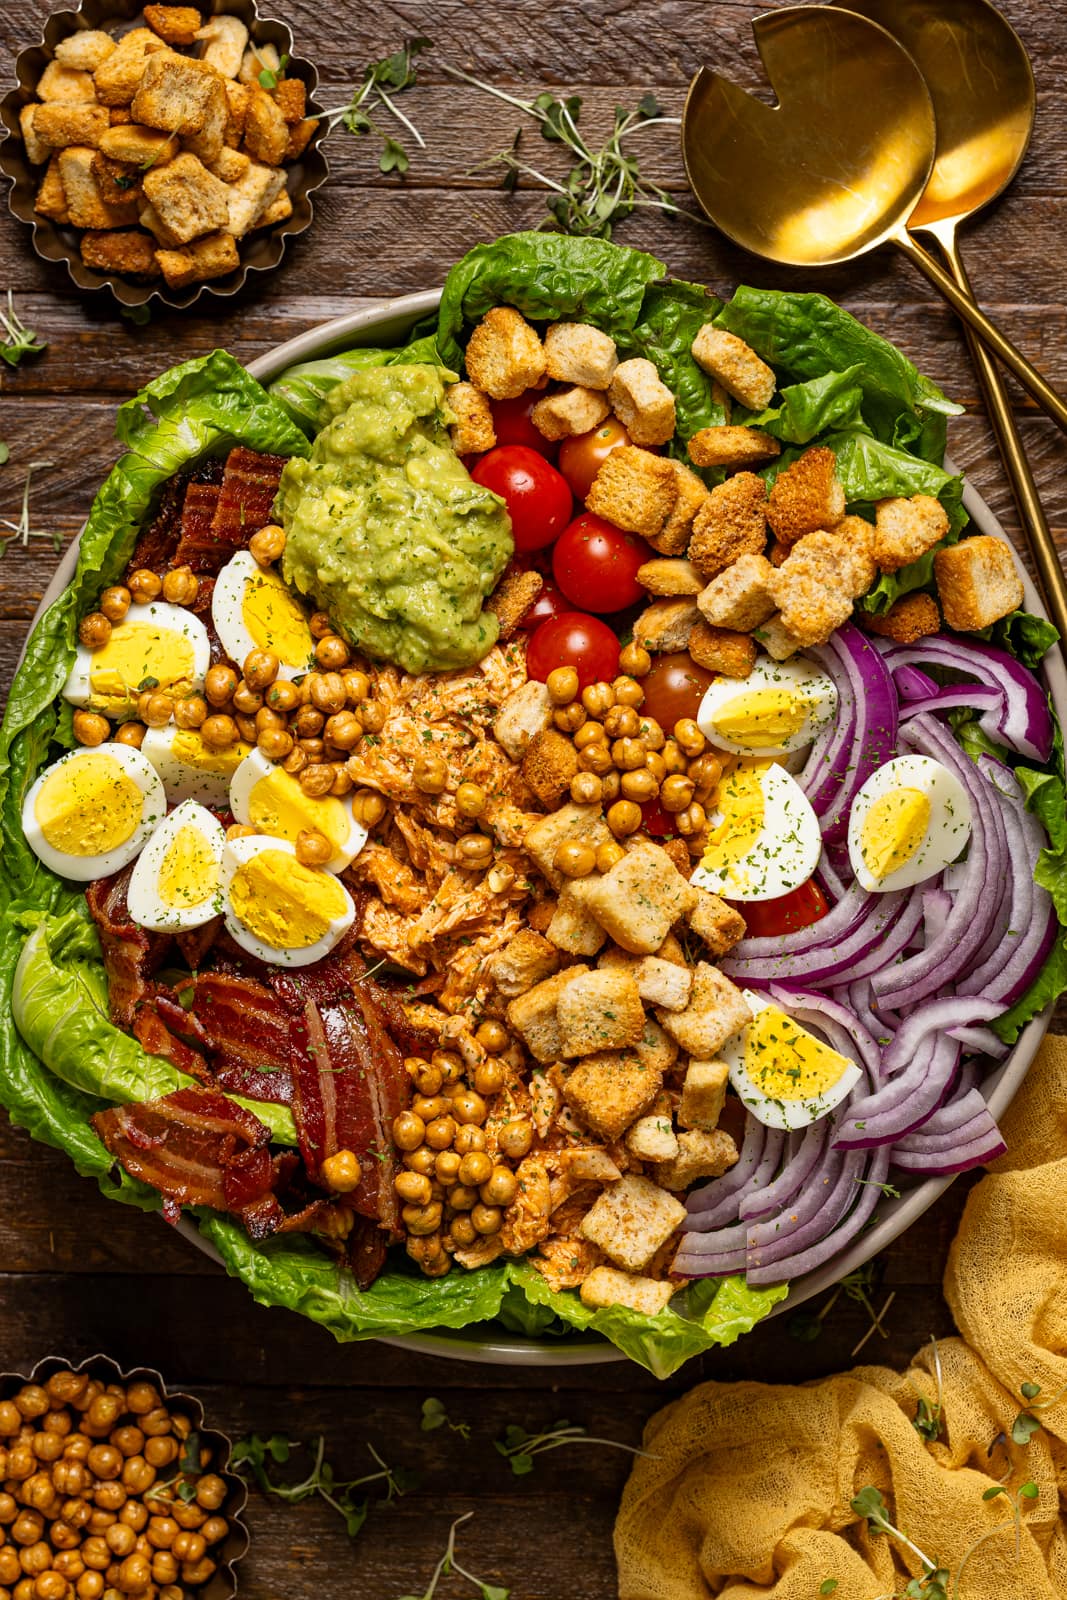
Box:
[0,0,329,310]
[27,290,1067,1366]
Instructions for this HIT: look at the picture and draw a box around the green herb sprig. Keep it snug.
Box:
[231,1432,415,1540]
[0,458,57,561]
[420,1397,471,1439]
[494,1419,650,1477]
[912,1336,945,1445]
[258,51,290,90]
[851,1486,950,1599]
[321,38,430,174]
[1010,1378,1067,1445]
[0,292,47,366]
[395,1512,508,1600]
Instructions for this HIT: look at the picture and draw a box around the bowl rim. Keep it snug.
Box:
[25,288,1067,1368]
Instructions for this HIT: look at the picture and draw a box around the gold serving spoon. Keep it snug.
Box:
[682,5,1067,442]
[833,0,1067,645]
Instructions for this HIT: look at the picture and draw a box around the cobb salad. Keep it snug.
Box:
[2,233,1064,1378]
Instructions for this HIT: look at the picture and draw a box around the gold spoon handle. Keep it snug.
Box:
[893,228,1067,437]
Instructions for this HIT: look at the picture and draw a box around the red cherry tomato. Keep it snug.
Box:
[518,578,570,632]
[640,797,677,838]
[639,653,716,731]
[552,513,652,614]
[526,612,621,690]
[490,391,556,454]
[471,446,573,553]
[558,417,631,500]
[731,880,830,937]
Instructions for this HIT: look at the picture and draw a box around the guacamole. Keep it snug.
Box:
[276,365,513,674]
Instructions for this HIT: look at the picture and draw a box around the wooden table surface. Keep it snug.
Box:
[2,2,1066,1594]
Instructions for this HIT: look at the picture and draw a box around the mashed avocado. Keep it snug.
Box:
[276,365,513,674]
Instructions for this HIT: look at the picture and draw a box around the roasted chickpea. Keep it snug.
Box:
[497,1118,533,1160]
[660,738,688,776]
[282,745,309,776]
[456,1150,492,1188]
[546,665,579,705]
[330,764,353,797]
[257,726,294,761]
[578,742,613,777]
[413,753,448,795]
[433,1150,462,1186]
[7,1446,35,1482]
[612,736,647,771]
[573,720,607,751]
[392,1112,426,1152]
[618,641,652,678]
[293,705,324,737]
[309,611,334,640]
[127,570,162,605]
[161,566,198,606]
[299,736,325,758]
[99,586,131,623]
[402,1201,444,1237]
[603,704,640,739]
[475,1019,509,1054]
[453,1090,488,1127]
[473,1058,505,1097]
[86,1444,121,1481]
[583,681,616,718]
[471,1203,502,1235]
[294,829,332,868]
[248,524,285,566]
[687,753,723,798]
[395,1170,432,1206]
[72,711,109,748]
[0,1404,24,1437]
[315,635,350,671]
[567,771,602,806]
[637,716,665,751]
[360,700,387,734]
[0,1552,17,1586]
[18,1543,50,1576]
[486,861,516,895]
[120,1456,155,1494]
[173,694,208,730]
[595,839,626,873]
[553,840,596,878]
[675,802,707,836]
[92,1485,125,1513]
[134,690,172,729]
[11,1514,43,1547]
[607,799,642,838]
[117,1503,147,1533]
[481,1166,518,1207]
[234,712,258,744]
[449,1214,477,1248]
[75,1575,103,1600]
[77,613,112,651]
[199,714,237,750]
[620,767,658,803]
[115,1552,151,1593]
[403,1146,436,1177]
[87,1395,121,1434]
[453,1125,487,1157]
[612,674,645,708]
[321,1149,362,1194]
[323,711,362,751]
[52,1546,84,1574]
[150,1551,178,1585]
[239,648,278,690]
[50,1464,87,1499]
[645,750,667,784]
[104,1526,135,1559]
[660,773,695,812]
[424,1115,457,1152]
[298,763,334,798]
[350,790,386,830]
[673,717,706,757]
[553,702,586,733]
[58,1502,89,1531]
[231,681,263,715]
[78,1541,108,1574]
[204,665,238,708]
[448,1183,478,1211]
[341,669,370,706]
[307,672,346,715]
[265,679,299,715]
[142,1438,177,1472]
[601,770,621,804]
[412,1094,447,1123]
[0,1494,15,1523]
[456,833,494,869]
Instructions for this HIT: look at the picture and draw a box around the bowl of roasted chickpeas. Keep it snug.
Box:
[0,1357,248,1600]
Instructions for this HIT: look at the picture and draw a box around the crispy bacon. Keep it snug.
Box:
[172,479,224,573]
[129,458,225,573]
[168,446,287,574]
[192,973,294,1105]
[348,1215,391,1289]
[85,867,171,1028]
[175,916,222,971]
[132,1001,211,1084]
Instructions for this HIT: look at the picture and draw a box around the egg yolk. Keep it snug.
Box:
[88,622,196,713]
[35,754,143,857]
[159,826,218,908]
[172,730,251,776]
[247,766,349,855]
[229,850,348,949]
[860,787,931,881]
[743,1005,853,1102]
[241,568,314,669]
[701,766,766,873]
[710,688,811,748]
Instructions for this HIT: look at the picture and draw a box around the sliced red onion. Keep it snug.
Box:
[745,1146,892,1285]
[899,685,1004,721]
[837,978,897,1047]
[947,1025,1010,1060]
[894,664,939,702]
[671,1220,749,1277]
[724,888,907,985]
[684,1121,784,1225]
[799,624,898,843]
[880,635,1053,762]
[922,887,953,945]
[840,889,925,982]
[746,1144,874,1282]
[890,1125,1006,1175]
[740,1119,830,1221]
[816,854,851,903]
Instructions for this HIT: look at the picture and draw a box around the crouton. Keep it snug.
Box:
[859,591,941,645]
[754,613,805,661]
[284,116,319,161]
[34,155,70,223]
[580,1267,675,1316]
[273,78,307,125]
[523,729,579,809]
[97,123,179,166]
[557,968,645,1059]
[465,307,546,400]
[657,962,751,1057]
[636,559,703,597]
[206,145,250,184]
[155,228,239,289]
[94,30,168,108]
[688,471,768,578]
[446,381,496,455]
[254,187,293,228]
[633,1014,679,1075]
[532,385,611,441]
[196,14,248,79]
[142,151,230,242]
[507,966,591,1063]
[655,1127,738,1189]
[91,152,142,204]
[184,92,229,165]
[544,322,618,389]
[37,61,97,103]
[139,202,183,247]
[547,884,607,957]
[563,1051,662,1141]
[80,229,160,278]
[133,53,226,147]
[625,1113,679,1163]
[874,494,950,572]
[492,680,553,763]
[934,535,1024,631]
[489,928,560,1000]
[768,539,791,567]
[243,84,289,165]
[524,803,613,891]
[608,357,676,447]
[628,956,692,1012]
[222,157,284,236]
[575,842,699,955]
[579,1174,686,1273]
[633,598,701,654]
[768,531,855,646]
[834,514,879,597]
[19,107,50,167]
[109,108,133,125]
[57,146,139,229]
[697,552,777,632]
[691,324,776,411]
[687,621,757,678]
[688,426,780,470]
[55,30,117,72]
[239,43,278,85]
[144,5,203,46]
[224,79,252,144]
[485,567,541,641]
[678,1060,730,1132]
[586,447,678,543]
[654,461,709,556]
[766,446,846,545]
[688,890,746,957]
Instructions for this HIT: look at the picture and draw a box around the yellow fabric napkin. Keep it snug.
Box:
[615,1035,1067,1599]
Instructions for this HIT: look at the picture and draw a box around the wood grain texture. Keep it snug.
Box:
[1,1,1066,1594]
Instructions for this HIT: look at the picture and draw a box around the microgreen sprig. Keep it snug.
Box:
[0,292,47,366]
[231,1432,415,1540]
[494,1419,650,1477]
[421,1397,471,1439]
[321,38,430,174]
[912,1335,945,1445]
[395,1513,508,1600]
[0,458,58,561]
[1010,1378,1067,1445]
[258,51,289,90]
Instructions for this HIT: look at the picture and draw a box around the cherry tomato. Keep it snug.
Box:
[640,797,677,838]
[552,513,651,614]
[730,880,830,937]
[490,391,555,454]
[639,653,716,730]
[518,578,570,632]
[526,612,621,690]
[558,417,631,501]
[471,446,573,553]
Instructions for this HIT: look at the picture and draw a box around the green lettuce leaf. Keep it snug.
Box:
[268,335,444,434]
[744,365,867,445]
[992,929,1067,1045]
[982,610,1060,669]
[619,277,725,443]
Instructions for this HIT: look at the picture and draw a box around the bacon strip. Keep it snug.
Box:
[132,1001,212,1084]
[130,457,225,573]
[192,973,294,1105]
[85,867,171,1028]
[172,480,224,572]
[168,446,287,574]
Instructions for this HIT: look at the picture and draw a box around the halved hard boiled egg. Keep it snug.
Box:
[63,602,211,720]
[229,748,367,873]
[847,755,972,894]
[142,724,253,807]
[690,760,822,902]
[212,551,315,680]
[22,744,165,882]
[221,835,355,967]
[127,801,226,932]
[719,990,863,1130]
[696,654,838,757]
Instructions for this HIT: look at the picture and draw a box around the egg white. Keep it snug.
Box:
[696,654,838,757]
[211,550,315,680]
[142,724,253,807]
[127,801,226,932]
[229,748,367,873]
[221,834,355,967]
[847,755,973,894]
[690,760,822,902]
[63,602,211,715]
[719,990,863,1130]
[21,743,166,883]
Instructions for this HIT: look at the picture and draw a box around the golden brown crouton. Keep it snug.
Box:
[243,84,289,165]
[835,514,879,597]
[91,152,142,205]
[678,1060,730,1132]
[767,531,854,646]
[580,1267,675,1316]
[524,803,613,892]
[465,307,546,400]
[94,30,169,108]
[654,461,709,556]
[133,53,226,145]
[585,447,678,542]
[633,1014,679,1075]
[139,201,184,247]
[636,558,704,597]
[688,426,780,470]
[222,158,284,236]
[688,471,768,578]
[657,962,751,1057]
[574,842,699,955]
[284,116,319,161]
[273,78,307,125]
[55,30,117,73]
[195,14,248,79]
[874,494,950,572]
[633,599,702,654]
[523,729,579,809]
[766,446,846,545]
[205,145,250,184]
[859,591,941,645]
[547,884,608,958]
[687,621,757,678]
[109,108,133,125]
[579,1174,685,1272]
[934,535,1024,631]
[688,889,746,957]
[532,385,610,441]
[768,539,791,567]
[755,613,805,661]
[98,122,180,167]
[58,146,139,229]
[37,61,97,103]
[154,228,240,289]
[489,928,560,999]
[544,322,618,390]
[143,151,230,242]
[628,956,692,1012]
[224,79,252,145]
[557,968,645,1058]
[239,43,279,85]
[697,552,777,632]
[625,1114,679,1163]
[254,187,293,228]
[19,107,50,167]
[563,1052,662,1141]
[446,381,496,455]
[493,680,553,763]
[144,5,203,46]
[485,568,542,641]
[34,155,70,223]
[507,966,591,1063]
[655,1127,738,1189]
[691,323,776,411]
[80,229,160,277]
[608,357,676,447]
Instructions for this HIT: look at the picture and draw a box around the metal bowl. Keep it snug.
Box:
[0,0,329,310]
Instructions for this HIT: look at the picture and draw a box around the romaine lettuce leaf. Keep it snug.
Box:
[983,609,1060,669]
[992,929,1067,1045]
[619,277,725,443]
[743,365,867,445]
[268,335,444,434]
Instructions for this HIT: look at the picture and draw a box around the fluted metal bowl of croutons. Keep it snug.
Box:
[0,0,329,309]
